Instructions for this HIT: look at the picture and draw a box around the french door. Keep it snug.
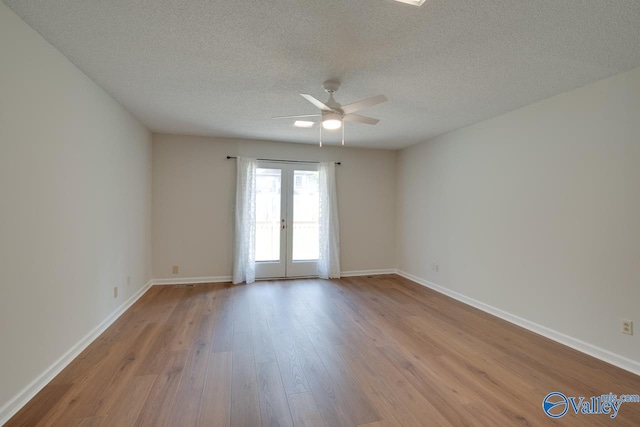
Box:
[254,162,320,279]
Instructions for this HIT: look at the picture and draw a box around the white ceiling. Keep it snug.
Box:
[5,0,640,149]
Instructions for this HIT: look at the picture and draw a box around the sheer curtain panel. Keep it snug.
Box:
[233,157,257,284]
[318,161,341,279]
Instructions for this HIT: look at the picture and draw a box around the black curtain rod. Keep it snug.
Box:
[226,156,340,165]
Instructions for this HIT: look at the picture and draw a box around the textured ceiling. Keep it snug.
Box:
[4,0,640,149]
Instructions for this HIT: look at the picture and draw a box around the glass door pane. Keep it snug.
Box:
[255,168,281,262]
[286,165,320,277]
[292,170,319,261]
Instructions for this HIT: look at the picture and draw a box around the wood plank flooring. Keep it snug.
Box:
[7,275,640,426]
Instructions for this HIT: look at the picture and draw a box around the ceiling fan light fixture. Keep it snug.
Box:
[294,120,314,128]
[322,112,342,130]
[322,119,342,130]
[394,0,426,6]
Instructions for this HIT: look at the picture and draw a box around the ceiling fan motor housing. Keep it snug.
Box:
[323,81,342,110]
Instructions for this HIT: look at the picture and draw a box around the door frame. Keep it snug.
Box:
[254,161,319,279]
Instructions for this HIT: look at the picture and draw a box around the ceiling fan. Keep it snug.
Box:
[273,80,387,146]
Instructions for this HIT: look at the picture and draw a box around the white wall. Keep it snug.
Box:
[0,2,152,417]
[397,66,640,368]
[152,134,397,279]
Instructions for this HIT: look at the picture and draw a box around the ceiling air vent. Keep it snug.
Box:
[394,0,426,6]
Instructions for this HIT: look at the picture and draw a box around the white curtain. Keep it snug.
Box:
[233,157,257,284]
[318,161,340,279]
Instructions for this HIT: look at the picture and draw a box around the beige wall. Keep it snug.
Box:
[397,66,640,366]
[152,134,397,279]
[0,2,152,417]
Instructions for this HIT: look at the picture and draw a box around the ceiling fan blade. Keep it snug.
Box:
[300,94,335,112]
[340,95,387,115]
[272,114,321,119]
[343,113,380,125]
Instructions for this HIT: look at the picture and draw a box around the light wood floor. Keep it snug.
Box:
[7,275,640,426]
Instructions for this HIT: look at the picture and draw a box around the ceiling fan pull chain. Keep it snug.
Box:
[342,122,345,145]
[319,121,323,147]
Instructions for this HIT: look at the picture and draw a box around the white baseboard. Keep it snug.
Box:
[0,280,154,425]
[340,269,397,277]
[152,271,394,284]
[152,276,232,285]
[395,270,640,377]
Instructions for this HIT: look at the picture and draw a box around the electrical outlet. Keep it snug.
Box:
[621,319,633,335]
[114,286,118,299]
[172,265,179,274]
[127,276,130,286]
[435,264,440,272]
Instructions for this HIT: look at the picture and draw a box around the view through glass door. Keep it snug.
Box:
[255,162,319,279]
